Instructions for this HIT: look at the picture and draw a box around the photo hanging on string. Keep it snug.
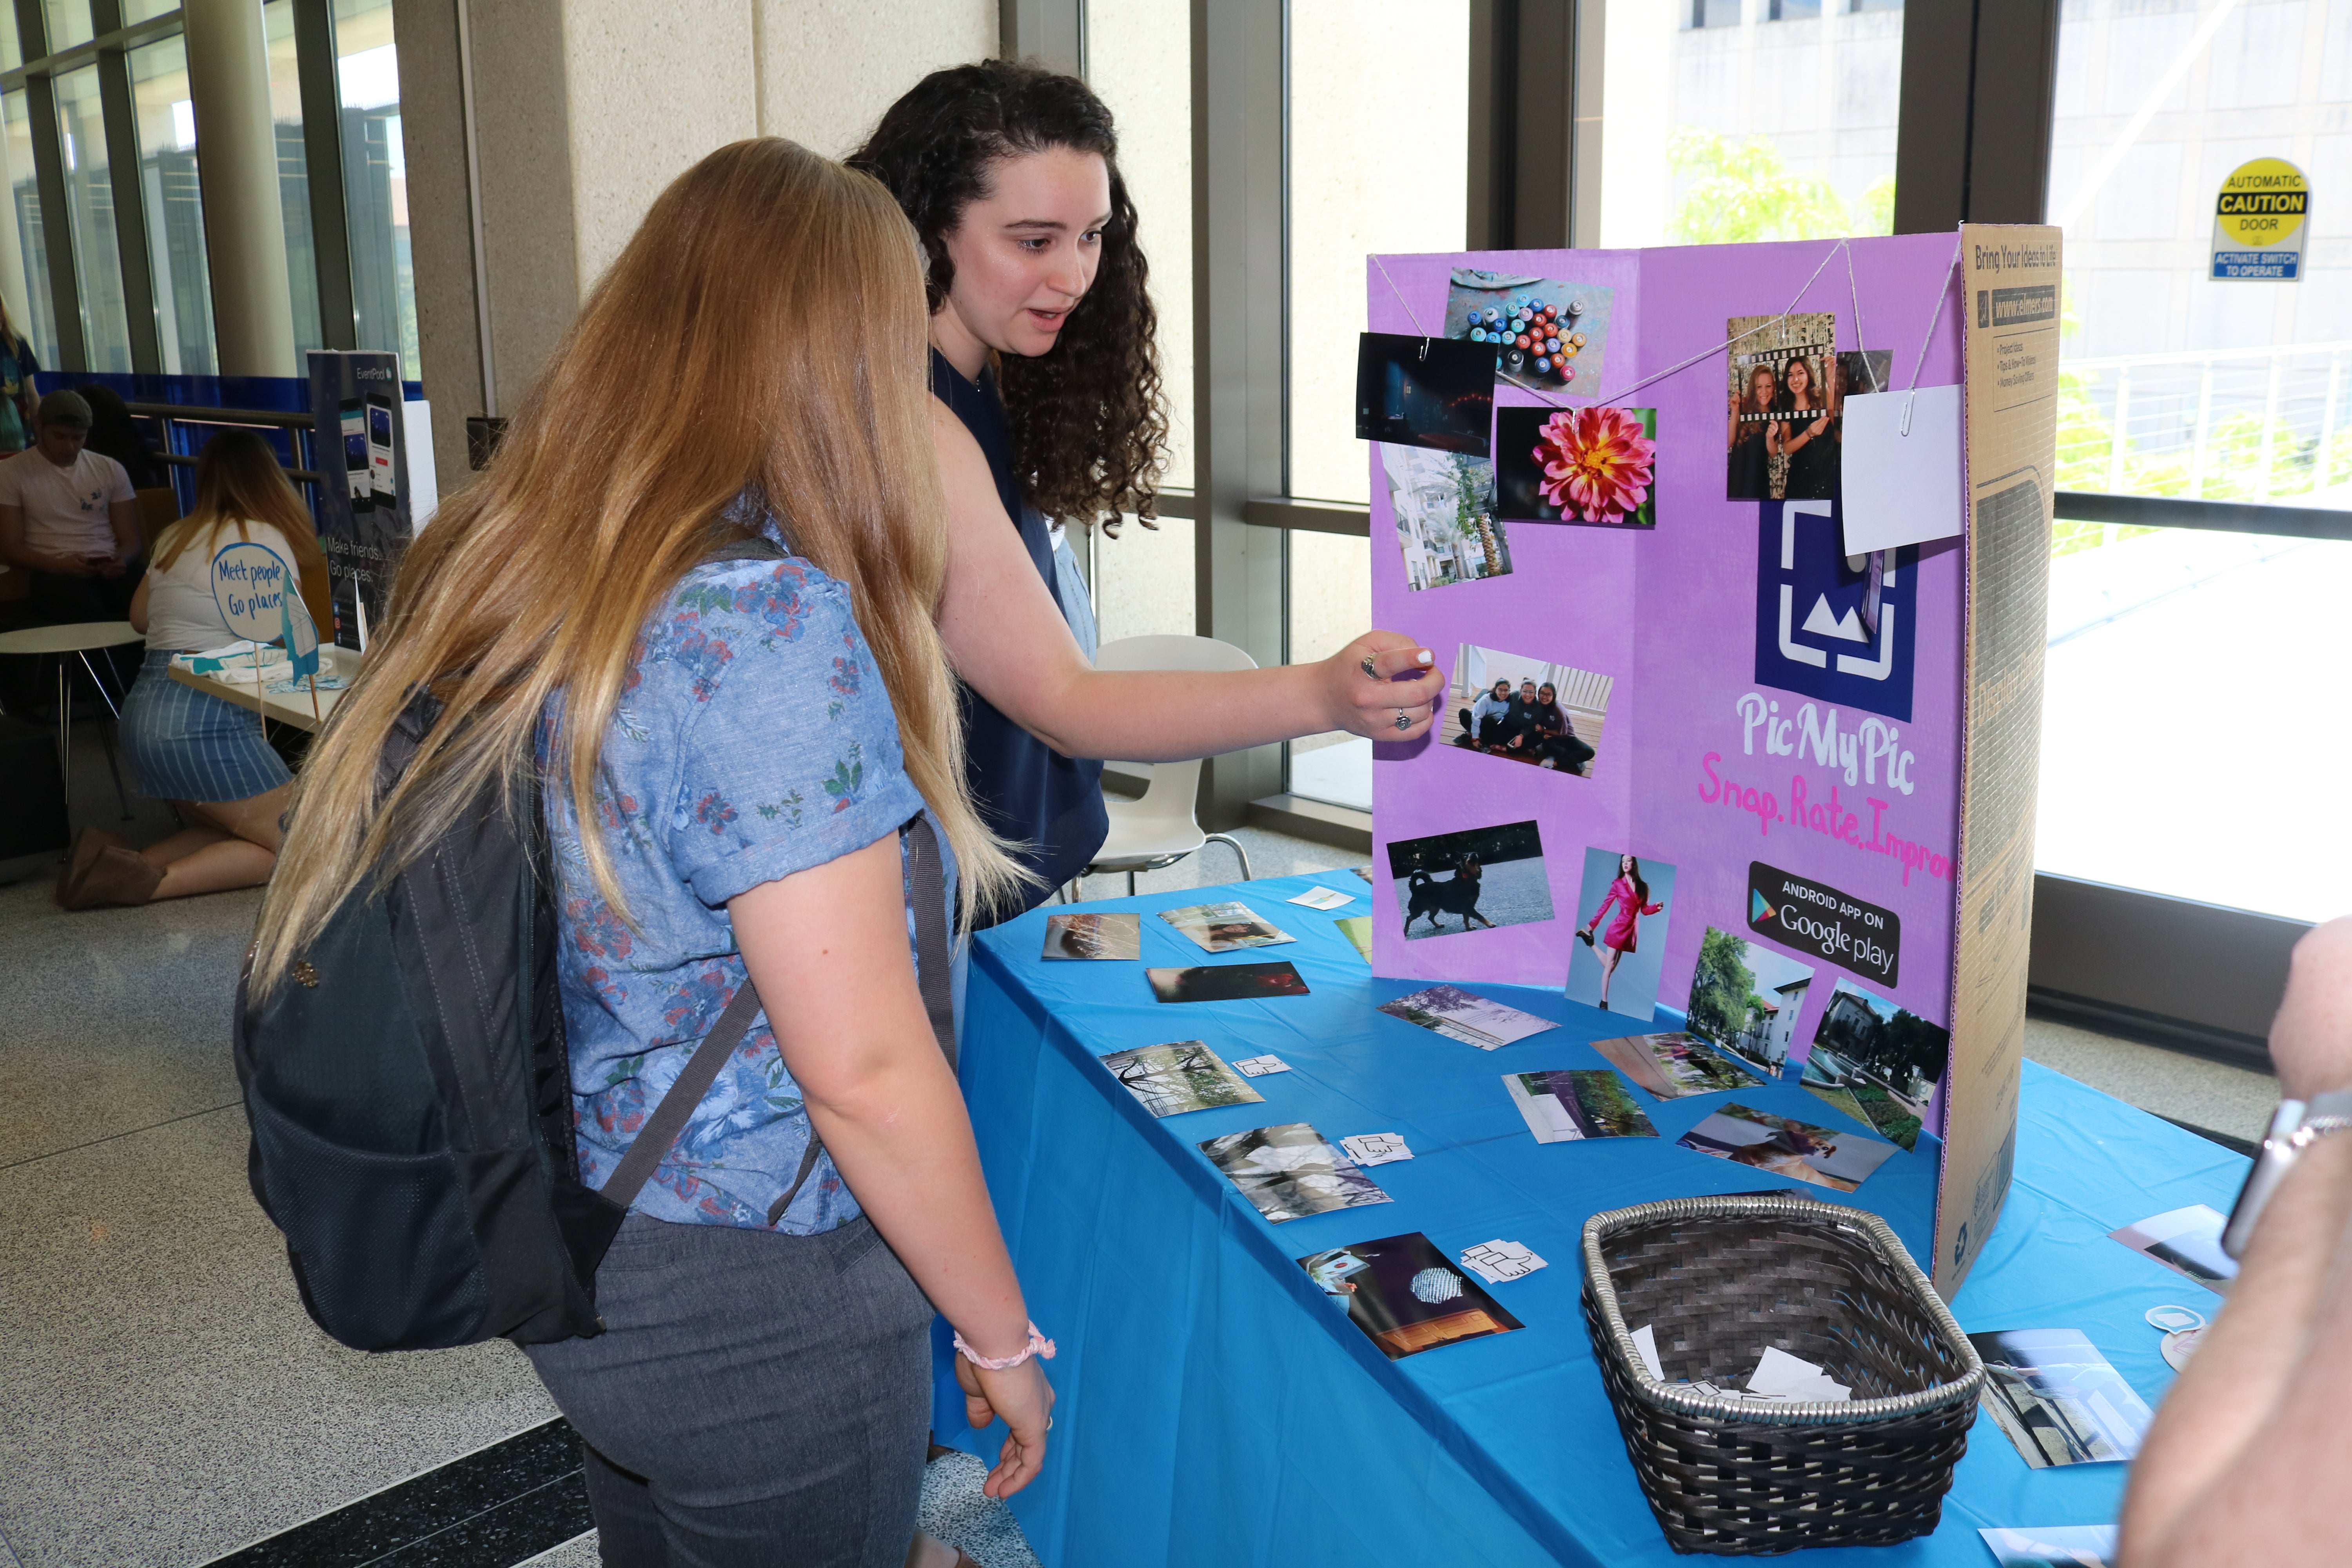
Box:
[1354,332,1495,457]
[1726,312,1838,501]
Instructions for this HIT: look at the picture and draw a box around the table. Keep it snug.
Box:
[0,620,141,810]
[165,641,361,733]
[933,871,2250,1567]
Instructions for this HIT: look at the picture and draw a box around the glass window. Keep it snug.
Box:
[1604,0,1904,248]
[0,7,21,73]
[54,64,132,373]
[124,1,185,22]
[130,31,214,374]
[1085,0,1199,657]
[2036,0,2351,924]
[1287,0,1470,506]
[265,0,321,355]
[4,91,58,367]
[1288,530,1373,808]
[42,1,93,53]
[334,0,416,373]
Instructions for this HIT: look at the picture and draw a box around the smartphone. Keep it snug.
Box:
[340,398,372,514]
[366,394,396,508]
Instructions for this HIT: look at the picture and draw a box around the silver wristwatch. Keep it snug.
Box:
[2221,1087,2352,1259]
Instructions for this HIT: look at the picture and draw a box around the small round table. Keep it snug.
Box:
[0,620,142,815]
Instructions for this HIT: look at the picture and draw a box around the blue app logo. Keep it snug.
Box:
[1753,499,1913,723]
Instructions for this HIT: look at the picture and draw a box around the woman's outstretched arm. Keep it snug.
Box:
[932,403,1446,763]
[2118,917,2352,1568]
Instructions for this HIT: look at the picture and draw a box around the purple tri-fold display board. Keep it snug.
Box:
[1364,228,2060,1296]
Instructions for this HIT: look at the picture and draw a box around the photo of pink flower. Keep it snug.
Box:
[1493,405,1660,529]
[1533,407,1657,525]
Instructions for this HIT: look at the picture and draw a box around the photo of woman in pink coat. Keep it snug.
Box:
[1577,854,1664,1012]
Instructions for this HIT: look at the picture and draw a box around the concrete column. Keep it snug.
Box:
[390,0,481,488]
[183,0,299,377]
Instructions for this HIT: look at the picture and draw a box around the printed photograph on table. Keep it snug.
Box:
[1444,644,1610,777]
[1565,849,1675,1016]
[1381,444,1512,592]
[1977,1525,2117,1568]
[1968,1328,2154,1469]
[1494,405,1658,528]
[1287,885,1355,910]
[1377,983,1557,1050]
[1505,1069,1659,1143]
[1685,926,1815,1078]
[1159,901,1296,953]
[2109,1204,2238,1295]
[1354,332,1494,456]
[1146,962,1311,1004]
[1726,311,1838,501]
[1387,819,1554,940]
[1676,1103,1898,1192]
[1442,268,1611,391]
[1754,500,1914,722]
[1299,1230,1524,1361]
[1041,912,1140,961]
[1590,1032,1759,1099]
[1334,916,1374,962]
[1198,1122,1392,1225]
[1097,1042,1264,1119]
[1797,980,1948,1151]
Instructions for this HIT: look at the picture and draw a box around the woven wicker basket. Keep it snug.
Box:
[1580,1194,1983,1556]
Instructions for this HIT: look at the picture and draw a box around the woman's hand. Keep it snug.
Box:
[2269,917,2352,1099]
[953,1352,1056,1499]
[1322,631,1444,741]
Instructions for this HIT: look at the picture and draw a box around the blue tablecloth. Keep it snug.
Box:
[934,873,2249,1566]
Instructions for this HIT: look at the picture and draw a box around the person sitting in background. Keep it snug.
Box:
[0,297,36,454]
[74,384,163,490]
[57,430,326,909]
[0,390,142,625]
[1455,677,1514,748]
[2118,916,2352,1568]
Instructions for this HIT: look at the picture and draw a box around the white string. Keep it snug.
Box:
[1369,253,1432,340]
[1843,242,1882,393]
[1896,233,1966,436]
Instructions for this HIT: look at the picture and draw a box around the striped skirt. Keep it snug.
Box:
[118,646,293,803]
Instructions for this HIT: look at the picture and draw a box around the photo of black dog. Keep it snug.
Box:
[1386,820,1555,942]
[1404,857,1495,935]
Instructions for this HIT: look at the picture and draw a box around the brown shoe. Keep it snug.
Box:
[56,828,131,907]
[62,845,163,910]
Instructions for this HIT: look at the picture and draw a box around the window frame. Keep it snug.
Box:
[0,0,358,373]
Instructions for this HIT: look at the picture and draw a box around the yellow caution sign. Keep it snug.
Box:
[2211,158,2308,281]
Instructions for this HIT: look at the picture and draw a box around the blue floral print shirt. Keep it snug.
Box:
[544,515,943,1234]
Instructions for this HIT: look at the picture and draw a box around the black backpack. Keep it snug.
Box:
[235,556,955,1353]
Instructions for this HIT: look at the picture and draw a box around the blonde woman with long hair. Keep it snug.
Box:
[250,141,1051,1563]
[60,430,329,909]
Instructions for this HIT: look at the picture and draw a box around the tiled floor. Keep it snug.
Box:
[0,720,2275,1566]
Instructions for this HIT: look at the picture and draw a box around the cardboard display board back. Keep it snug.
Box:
[307,350,412,649]
[1366,228,2056,1298]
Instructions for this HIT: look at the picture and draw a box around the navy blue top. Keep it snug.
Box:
[930,349,1107,922]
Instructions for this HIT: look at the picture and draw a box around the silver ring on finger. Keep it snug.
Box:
[1393,708,1412,731]
[1360,653,1379,680]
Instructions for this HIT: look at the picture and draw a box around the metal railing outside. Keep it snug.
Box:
[2060,339,2352,506]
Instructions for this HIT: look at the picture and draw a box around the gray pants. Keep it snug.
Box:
[525,1212,935,1567]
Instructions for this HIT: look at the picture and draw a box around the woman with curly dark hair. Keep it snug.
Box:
[851,62,1445,920]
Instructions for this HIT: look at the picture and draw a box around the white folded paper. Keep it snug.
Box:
[1631,1323,1666,1379]
[1459,1239,1546,1285]
[1287,886,1356,909]
[1625,1331,1851,1401]
[1339,1132,1412,1166]
[1232,1054,1291,1076]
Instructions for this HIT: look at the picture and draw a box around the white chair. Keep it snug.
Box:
[1067,634,1257,898]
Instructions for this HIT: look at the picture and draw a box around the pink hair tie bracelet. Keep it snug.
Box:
[953,1321,1057,1371]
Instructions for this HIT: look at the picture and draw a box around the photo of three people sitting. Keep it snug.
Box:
[1447,642,1609,777]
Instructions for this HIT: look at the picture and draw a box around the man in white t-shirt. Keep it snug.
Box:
[0,388,142,623]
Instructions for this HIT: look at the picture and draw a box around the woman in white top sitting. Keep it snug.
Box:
[60,430,329,909]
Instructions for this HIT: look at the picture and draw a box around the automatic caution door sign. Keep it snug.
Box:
[2211,158,2308,281]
